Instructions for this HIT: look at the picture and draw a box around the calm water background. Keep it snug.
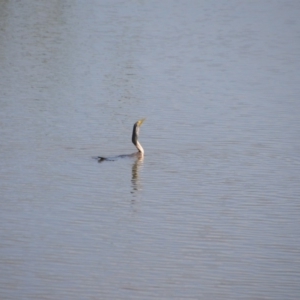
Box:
[1,1,300,299]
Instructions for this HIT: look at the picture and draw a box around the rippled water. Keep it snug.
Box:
[1,1,300,299]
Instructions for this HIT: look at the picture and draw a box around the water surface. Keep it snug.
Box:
[1,1,300,299]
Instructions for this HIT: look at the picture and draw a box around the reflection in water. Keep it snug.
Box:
[131,155,144,197]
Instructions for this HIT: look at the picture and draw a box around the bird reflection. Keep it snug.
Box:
[131,155,144,194]
[130,155,144,209]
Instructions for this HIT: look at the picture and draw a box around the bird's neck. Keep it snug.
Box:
[136,141,144,155]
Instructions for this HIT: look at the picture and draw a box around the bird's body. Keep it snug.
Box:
[96,118,145,162]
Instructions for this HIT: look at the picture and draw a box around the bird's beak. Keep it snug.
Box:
[138,118,146,126]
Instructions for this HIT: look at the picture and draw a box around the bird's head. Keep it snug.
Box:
[136,118,146,127]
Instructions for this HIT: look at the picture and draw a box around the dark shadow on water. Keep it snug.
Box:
[93,152,144,195]
[92,152,143,163]
[92,153,144,208]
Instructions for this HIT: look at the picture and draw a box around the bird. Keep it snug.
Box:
[96,118,145,162]
[131,118,145,155]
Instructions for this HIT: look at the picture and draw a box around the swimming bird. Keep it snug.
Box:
[96,118,145,162]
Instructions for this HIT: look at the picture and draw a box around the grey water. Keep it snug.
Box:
[1,1,300,299]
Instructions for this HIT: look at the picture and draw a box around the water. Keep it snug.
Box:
[1,1,300,299]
